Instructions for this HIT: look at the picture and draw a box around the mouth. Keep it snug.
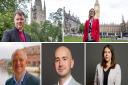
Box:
[58,68,64,72]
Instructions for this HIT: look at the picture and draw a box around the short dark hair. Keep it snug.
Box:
[14,10,25,17]
[101,44,116,69]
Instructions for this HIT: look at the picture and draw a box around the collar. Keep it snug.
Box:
[15,27,24,32]
[57,75,72,85]
[13,71,26,85]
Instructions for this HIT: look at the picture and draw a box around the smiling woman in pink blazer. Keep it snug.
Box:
[83,8,100,42]
[94,44,121,85]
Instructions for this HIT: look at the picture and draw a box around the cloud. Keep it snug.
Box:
[30,0,128,24]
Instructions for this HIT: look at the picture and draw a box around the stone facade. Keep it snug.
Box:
[31,0,46,23]
[23,45,40,67]
[63,8,81,34]
[94,0,100,19]
[100,16,128,38]
[100,24,121,38]
[93,0,126,38]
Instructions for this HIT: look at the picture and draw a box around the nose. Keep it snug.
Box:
[18,19,22,22]
[59,60,63,67]
[16,60,21,65]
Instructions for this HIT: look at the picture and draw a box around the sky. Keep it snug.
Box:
[37,0,128,24]
[0,43,40,59]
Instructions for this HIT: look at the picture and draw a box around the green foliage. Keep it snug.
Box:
[25,21,62,42]
[0,0,17,12]
[0,1,62,42]
[79,23,84,33]
[49,8,63,27]
[39,20,62,42]
[0,0,17,40]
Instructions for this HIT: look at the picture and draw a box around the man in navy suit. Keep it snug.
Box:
[1,10,31,42]
[5,49,40,85]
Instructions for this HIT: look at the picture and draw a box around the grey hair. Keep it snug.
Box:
[11,49,27,60]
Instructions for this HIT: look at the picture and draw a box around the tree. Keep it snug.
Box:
[49,8,63,27]
[40,20,62,42]
[0,0,17,40]
[25,22,40,42]
[79,23,84,34]
[25,20,62,42]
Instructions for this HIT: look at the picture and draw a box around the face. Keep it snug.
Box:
[104,47,112,62]
[12,50,27,74]
[89,9,95,18]
[14,14,25,30]
[54,47,74,78]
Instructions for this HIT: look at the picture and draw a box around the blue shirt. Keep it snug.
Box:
[13,71,26,85]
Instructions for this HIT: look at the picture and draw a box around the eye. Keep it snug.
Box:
[16,18,19,21]
[55,58,59,62]
[21,18,24,20]
[63,57,67,61]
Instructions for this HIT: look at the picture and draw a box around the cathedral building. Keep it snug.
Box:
[31,0,46,23]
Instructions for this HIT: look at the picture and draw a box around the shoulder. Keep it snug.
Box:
[86,19,89,22]
[24,32,31,41]
[71,77,82,85]
[96,63,102,68]
[4,28,16,34]
[94,18,99,21]
[5,77,13,85]
[115,64,121,69]
[26,72,40,84]
[24,32,30,37]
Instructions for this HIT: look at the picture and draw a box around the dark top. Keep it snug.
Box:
[1,27,31,42]
[103,68,111,85]
[5,72,40,85]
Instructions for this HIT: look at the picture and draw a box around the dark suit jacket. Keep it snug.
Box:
[5,72,40,85]
[83,18,100,42]
[1,27,31,42]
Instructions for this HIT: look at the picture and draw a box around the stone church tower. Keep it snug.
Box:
[94,0,100,19]
[31,0,46,23]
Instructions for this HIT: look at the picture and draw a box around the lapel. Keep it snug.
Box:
[108,68,115,84]
[68,77,74,85]
[13,28,21,42]
[21,72,29,85]
[98,65,103,85]
[87,19,94,31]
[24,33,28,42]
[10,78,15,85]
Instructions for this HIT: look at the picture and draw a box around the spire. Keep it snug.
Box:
[31,0,46,23]
[43,0,46,21]
[44,0,46,10]
[94,0,100,19]
[95,0,99,6]
[122,15,125,23]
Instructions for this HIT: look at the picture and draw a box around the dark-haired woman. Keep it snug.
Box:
[94,44,121,85]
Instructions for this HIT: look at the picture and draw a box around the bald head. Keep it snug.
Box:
[55,46,73,59]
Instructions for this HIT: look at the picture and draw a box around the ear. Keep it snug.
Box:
[71,59,74,69]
